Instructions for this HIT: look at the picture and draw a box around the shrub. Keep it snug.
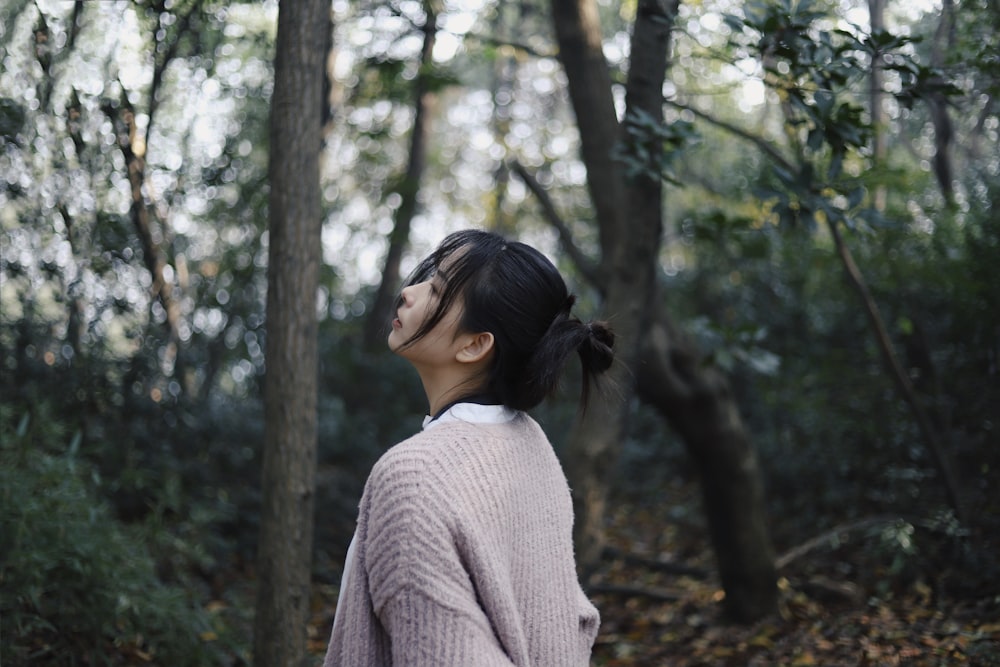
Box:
[0,406,221,666]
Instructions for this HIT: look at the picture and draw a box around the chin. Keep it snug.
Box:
[387,330,404,353]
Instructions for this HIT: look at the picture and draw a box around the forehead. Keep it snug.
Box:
[431,241,470,276]
[408,233,482,292]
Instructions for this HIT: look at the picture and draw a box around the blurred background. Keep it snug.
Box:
[1,0,997,664]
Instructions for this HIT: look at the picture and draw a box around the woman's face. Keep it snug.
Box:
[387,264,465,368]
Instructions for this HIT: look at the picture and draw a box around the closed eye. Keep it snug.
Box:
[430,271,448,296]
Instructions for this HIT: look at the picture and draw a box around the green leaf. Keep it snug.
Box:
[814,89,834,117]
[807,127,825,152]
[829,149,844,179]
[847,186,866,209]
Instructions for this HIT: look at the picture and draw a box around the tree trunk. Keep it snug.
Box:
[253,1,327,665]
[552,0,778,620]
[551,0,624,259]
[927,0,957,206]
[636,305,778,621]
[868,0,887,211]
[364,2,439,345]
[550,0,628,573]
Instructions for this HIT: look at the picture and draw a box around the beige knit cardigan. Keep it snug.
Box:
[322,411,599,666]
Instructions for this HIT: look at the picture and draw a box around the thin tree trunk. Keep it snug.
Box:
[868,0,887,211]
[827,219,965,522]
[364,2,439,345]
[102,91,183,379]
[927,0,957,206]
[57,204,86,359]
[488,1,515,234]
[253,0,327,664]
[99,3,206,391]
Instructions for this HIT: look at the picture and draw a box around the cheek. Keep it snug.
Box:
[420,300,437,324]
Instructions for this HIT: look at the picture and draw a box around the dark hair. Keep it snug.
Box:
[396,229,614,411]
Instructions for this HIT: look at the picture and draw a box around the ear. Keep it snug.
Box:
[455,331,495,365]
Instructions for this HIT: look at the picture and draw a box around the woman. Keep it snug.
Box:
[323,229,614,666]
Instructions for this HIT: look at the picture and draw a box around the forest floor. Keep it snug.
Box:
[582,479,1000,667]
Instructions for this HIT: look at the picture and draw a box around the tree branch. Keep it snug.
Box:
[508,159,603,288]
[775,515,903,569]
[827,219,966,523]
[101,86,182,375]
[664,99,796,175]
[462,31,556,59]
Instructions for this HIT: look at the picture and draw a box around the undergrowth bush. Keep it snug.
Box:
[0,405,223,666]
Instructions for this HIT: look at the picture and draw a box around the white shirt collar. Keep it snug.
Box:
[422,402,518,430]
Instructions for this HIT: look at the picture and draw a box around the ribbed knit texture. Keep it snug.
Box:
[323,413,599,666]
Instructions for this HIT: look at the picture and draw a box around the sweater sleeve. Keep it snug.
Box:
[361,446,516,667]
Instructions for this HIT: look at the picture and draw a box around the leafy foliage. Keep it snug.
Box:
[724,0,954,227]
[614,108,700,184]
[0,406,225,665]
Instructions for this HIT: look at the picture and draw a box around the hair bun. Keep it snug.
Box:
[578,320,614,374]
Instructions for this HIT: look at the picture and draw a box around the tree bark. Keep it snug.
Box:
[868,0,887,211]
[253,1,327,665]
[927,0,956,206]
[551,0,778,620]
[550,0,628,573]
[551,0,624,259]
[636,304,777,621]
[364,1,439,345]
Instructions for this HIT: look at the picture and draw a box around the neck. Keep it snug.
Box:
[414,366,484,416]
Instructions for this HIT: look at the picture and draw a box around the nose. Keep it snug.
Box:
[398,285,415,307]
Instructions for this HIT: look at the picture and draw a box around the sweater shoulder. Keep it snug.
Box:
[364,413,552,505]
[362,421,477,507]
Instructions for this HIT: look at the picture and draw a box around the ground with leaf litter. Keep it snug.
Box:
[583,479,1000,667]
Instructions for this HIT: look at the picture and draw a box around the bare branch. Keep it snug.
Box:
[827,219,965,522]
[508,159,603,288]
[665,99,796,175]
[775,515,904,569]
[462,32,556,59]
